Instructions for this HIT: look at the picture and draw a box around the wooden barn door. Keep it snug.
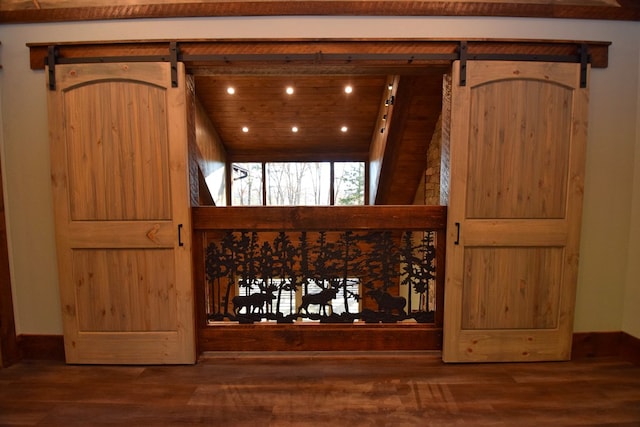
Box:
[443,61,589,362]
[47,62,195,364]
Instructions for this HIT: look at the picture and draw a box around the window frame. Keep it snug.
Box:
[229,160,368,207]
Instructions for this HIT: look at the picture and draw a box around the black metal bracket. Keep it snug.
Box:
[579,43,590,88]
[459,41,468,87]
[47,46,58,90]
[454,222,460,245]
[170,41,179,88]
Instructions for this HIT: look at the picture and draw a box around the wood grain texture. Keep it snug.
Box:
[192,205,448,231]
[462,247,563,329]
[28,40,612,71]
[199,325,442,351]
[197,75,386,163]
[2,0,639,23]
[64,79,171,221]
[48,62,196,364]
[194,97,227,205]
[443,61,588,363]
[375,71,447,205]
[73,249,177,332]
[0,353,639,426]
[13,331,640,362]
[465,78,572,219]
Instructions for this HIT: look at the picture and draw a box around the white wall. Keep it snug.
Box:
[0,17,638,336]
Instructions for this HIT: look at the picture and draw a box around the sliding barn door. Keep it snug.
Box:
[48,62,195,364]
[443,61,589,362]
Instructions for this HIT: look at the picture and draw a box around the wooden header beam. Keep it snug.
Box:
[28,39,611,72]
[192,205,448,231]
[2,1,639,24]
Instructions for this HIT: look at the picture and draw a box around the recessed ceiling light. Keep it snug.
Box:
[291,126,299,133]
[286,86,294,95]
[340,126,348,133]
[242,126,249,133]
[344,85,353,94]
[227,87,235,95]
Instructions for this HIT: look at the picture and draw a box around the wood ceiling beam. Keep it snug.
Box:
[227,150,370,164]
[375,73,444,205]
[3,0,639,23]
[28,39,611,71]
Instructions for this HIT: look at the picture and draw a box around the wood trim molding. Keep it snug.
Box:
[620,332,640,366]
[572,331,640,365]
[16,334,65,361]
[0,161,19,368]
[11,331,640,363]
[27,39,611,74]
[1,1,639,24]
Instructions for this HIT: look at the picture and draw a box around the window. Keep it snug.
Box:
[267,162,330,206]
[334,162,365,206]
[231,163,263,206]
[231,161,365,206]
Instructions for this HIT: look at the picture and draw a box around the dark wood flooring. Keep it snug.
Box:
[1,352,639,426]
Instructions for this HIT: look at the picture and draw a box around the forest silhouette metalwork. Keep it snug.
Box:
[205,230,437,324]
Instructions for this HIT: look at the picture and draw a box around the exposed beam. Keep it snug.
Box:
[2,0,639,23]
[28,39,611,71]
[376,74,444,205]
[192,205,448,231]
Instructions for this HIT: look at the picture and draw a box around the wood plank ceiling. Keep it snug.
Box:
[195,74,389,163]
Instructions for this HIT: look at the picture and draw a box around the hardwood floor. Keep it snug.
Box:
[1,352,639,426]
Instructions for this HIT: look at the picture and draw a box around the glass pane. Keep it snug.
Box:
[334,162,365,205]
[204,166,226,206]
[231,163,263,206]
[266,162,330,206]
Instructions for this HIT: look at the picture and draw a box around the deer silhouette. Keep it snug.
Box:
[232,287,276,315]
[369,289,406,316]
[298,287,339,316]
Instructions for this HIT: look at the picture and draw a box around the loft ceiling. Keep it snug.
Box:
[195,74,390,162]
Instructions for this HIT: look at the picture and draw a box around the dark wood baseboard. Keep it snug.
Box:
[571,331,623,359]
[572,331,640,365]
[16,334,65,361]
[11,330,640,365]
[620,331,640,366]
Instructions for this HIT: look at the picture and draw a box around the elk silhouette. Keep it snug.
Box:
[298,287,339,316]
[232,287,276,315]
[369,289,406,316]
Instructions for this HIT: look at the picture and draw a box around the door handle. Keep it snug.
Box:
[178,224,184,247]
[454,222,460,245]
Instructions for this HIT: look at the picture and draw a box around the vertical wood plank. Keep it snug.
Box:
[0,161,19,367]
[49,62,195,364]
[444,61,589,362]
[65,81,171,221]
